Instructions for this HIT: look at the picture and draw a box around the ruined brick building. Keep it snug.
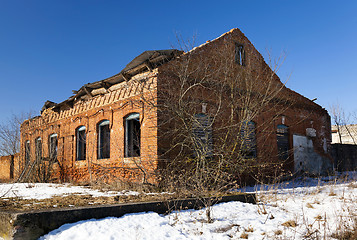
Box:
[15,28,332,184]
[331,125,357,171]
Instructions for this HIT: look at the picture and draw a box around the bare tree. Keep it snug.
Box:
[136,34,293,221]
[0,112,34,156]
[0,111,59,183]
[330,103,357,145]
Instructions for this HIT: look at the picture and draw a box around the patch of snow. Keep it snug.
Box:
[0,183,139,199]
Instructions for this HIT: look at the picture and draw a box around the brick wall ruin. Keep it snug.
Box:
[13,28,333,184]
[0,154,20,181]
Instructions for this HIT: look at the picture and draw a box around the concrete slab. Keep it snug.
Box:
[0,193,255,240]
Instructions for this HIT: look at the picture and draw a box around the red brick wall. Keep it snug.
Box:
[0,155,12,181]
[155,28,332,178]
[0,154,20,181]
[20,74,159,183]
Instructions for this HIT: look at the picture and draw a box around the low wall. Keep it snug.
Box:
[0,193,256,240]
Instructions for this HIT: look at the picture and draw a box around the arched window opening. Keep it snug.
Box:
[240,121,257,158]
[235,43,245,66]
[76,126,86,161]
[49,133,58,162]
[125,113,140,157]
[25,140,30,164]
[98,120,110,159]
[277,124,289,160]
[35,137,42,162]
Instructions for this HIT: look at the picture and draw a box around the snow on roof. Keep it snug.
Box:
[187,28,240,54]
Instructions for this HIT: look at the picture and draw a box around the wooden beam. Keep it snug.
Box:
[121,73,130,82]
[64,101,74,108]
[144,60,153,72]
[83,87,93,98]
[101,82,111,91]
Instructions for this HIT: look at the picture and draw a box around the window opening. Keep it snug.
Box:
[277,124,289,160]
[76,126,86,160]
[49,133,58,161]
[240,121,257,158]
[235,43,245,66]
[25,140,30,164]
[98,120,110,159]
[35,137,42,162]
[125,113,140,157]
[193,113,213,158]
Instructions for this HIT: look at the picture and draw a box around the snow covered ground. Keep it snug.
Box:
[1,172,356,239]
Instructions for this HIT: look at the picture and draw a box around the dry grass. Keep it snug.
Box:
[347,182,357,188]
[87,180,160,193]
[328,190,337,196]
[245,226,254,232]
[254,172,357,240]
[306,202,314,208]
[0,192,174,211]
[331,208,357,240]
[331,224,357,240]
[240,232,249,239]
[282,220,297,228]
[314,215,322,221]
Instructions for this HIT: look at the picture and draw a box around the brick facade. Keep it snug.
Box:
[16,28,332,184]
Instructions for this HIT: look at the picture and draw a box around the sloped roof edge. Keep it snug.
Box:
[50,49,182,111]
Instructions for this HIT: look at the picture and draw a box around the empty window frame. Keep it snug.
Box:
[277,124,289,160]
[25,140,30,164]
[49,133,58,161]
[124,113,140,157]
[240,121,257,158]
[192,113,213,158]
[98,120,110,159]
[76,126,86,161]
[35,137,42,162]
[235,43,245,66]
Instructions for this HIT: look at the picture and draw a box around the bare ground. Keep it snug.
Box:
[0,193,177,212]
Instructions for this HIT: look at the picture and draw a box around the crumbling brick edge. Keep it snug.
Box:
[0,193,255,240]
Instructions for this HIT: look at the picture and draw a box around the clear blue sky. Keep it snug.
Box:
[0,0,356,123]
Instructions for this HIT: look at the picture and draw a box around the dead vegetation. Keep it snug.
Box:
[331,223,357,240]
[0,192,176,211]
[282,220,297,228]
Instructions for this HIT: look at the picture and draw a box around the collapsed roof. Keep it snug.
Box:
[47,49,183,112]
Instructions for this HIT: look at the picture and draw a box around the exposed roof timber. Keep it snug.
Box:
[144,60,153,72]
[64,101,74,109]
[121,72,130,82]
[83,86,93,98]
[41,100,57,113]
[51,49,183,111]
[52,99,73,112]
[100,81,112,90]
[120,50,181,73]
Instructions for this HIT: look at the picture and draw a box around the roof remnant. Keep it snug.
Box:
[51,49,183,112]
[41,101,57,113]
